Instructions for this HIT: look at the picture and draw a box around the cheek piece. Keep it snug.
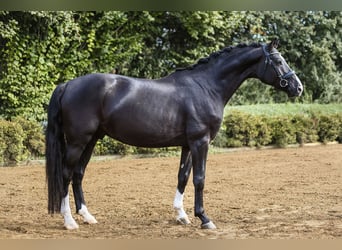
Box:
[262,45,295,89]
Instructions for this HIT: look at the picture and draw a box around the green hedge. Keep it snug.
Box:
[0,119,27,165]
[1,110,342,166]
[0,117,44,166]
[212,111,342,148]
[93,136,178,157]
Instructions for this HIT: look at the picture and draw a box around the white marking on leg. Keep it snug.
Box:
[173,189,190,224]
[78,204,98,224]
[60,193,79,230]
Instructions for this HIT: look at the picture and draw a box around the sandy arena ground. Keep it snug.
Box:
[0,144,341,239]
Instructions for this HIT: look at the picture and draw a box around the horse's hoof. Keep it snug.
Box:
[201,221,217,229]
[64,222,79,230]
[84,215,98,224]
[84,218,98,224]
[176,216,191,225]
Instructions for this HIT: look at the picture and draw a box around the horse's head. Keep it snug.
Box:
[257,39,303,97]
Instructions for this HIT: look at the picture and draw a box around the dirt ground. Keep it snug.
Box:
[0,144,341,239]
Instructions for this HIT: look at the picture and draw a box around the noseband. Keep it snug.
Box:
[262,45,295,88]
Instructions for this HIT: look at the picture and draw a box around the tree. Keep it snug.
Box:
[0,11,340,121]
[0,11,147,121]
[230,11,342,104]
[0,11,81,120]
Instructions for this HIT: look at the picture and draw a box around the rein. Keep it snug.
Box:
[262,45,295,88]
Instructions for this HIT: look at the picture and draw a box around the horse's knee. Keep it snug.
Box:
[193,175,205,190]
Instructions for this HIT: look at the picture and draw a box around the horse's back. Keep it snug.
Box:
[58,73,188,147]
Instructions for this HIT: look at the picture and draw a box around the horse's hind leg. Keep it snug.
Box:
[72,135,100,225]
[59,128,101,230]
[173,146,192,225]
[60,143,86,230]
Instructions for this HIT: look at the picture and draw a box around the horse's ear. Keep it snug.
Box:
[268,38,280,51]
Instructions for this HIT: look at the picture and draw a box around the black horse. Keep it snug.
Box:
[46,39,303,230]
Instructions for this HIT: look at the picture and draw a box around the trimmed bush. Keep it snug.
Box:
[0,121,6,164]
[338,115,342,144]
[0,119,27,165]
[222,111,272,148]
[221,110,342,149]
[291,115,319,145]
[0,117,45,165]
[224,111,253,147]
[268,116,297,148]
[94,136,135,156]
[253,116,273,147]
[212,128,229,148]
[93,136,179,156]
[12,117,45,157]
[316,114,341,143]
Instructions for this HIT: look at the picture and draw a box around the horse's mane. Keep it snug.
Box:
[176,42,262,71]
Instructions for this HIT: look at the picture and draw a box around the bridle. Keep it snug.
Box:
[262,45,295,88]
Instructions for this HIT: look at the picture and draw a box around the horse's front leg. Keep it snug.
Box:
[173,146,192,225]
[189,136,217,229]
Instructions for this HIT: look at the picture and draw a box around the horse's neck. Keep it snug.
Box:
[169,46,263,105]
[213,47,262,105]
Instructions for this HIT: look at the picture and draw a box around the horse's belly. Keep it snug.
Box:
[103,115,187,148]
[109,126,186,148]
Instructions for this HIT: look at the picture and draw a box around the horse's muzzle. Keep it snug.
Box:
[287,76,303,97]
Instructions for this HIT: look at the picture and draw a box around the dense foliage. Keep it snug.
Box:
[216,111,342,148]
[0,117,44,165]
[0,11,341,121]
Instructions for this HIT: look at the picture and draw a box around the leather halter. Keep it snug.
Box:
[262,45,295,88]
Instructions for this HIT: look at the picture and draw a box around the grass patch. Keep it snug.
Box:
[225,103,342,117]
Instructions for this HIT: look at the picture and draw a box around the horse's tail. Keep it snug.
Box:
[45,83,67,214]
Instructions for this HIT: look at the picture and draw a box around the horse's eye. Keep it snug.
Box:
[277,60,283,65]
